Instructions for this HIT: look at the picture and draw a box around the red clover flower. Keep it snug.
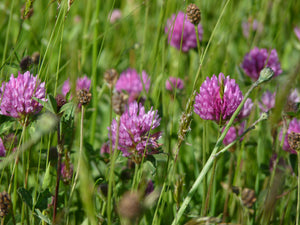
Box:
[241,47,282,80]
[108,101,161,161]
[62,75,91,97]
[165,11,203,52]
[165,77,184,91]
[115,68,150,103]
[0,138,5,157]
[0,71,46,120]
[279,118,300,154]
[194,73,243,123]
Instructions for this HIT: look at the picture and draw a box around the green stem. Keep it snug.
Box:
[89,0,101,144]
[107,116,120,225]
[0,0,15,77]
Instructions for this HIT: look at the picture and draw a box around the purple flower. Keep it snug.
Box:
[279,118,300,154]
[242,19,263,39]
[62,78,71,97]
[62,75,91,97]
[108,101,161,159]
[100,141,110,155]
[145,180,154,196]
[294,27,300,41]
[61,162,73,184]
[0,138,5,157]
[288,88,300,103]
[223,121,245,146]
[115,68,150,103]
[194,73,243,123]
[241,47,282,80]
[0,71,46,119]
[165,77,184,91]
[237,98,253,120]
[258,90,276,112]
[109,9,122,24]
[165,11,203,52]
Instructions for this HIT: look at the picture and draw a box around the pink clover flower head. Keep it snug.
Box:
[108,101,161,158]
[288,88,300,103]
[294,27,300,41]
[237,98,253,120]
[62,78,71,97]
[258,90,276,112]
[109,9,122,24]
[222,121,245,146]
[115,68,150,103]
[62,76,91,97]
[241,47,282,80]
[279,118,300,154]
[0,71,46,119]
[100,141,110,155]
[60,162,73,184]
[242,19,263,39]
[76,75,91,92]
[0,137,5,157]
[165,77,184,91]
[165,11,203,52]
[194,73,243,123]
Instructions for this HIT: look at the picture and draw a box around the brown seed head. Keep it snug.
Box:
[118,191,143,221]
[112,92,128,115]
[55,94,67,112]
[31,52,40,65]
[241,188,256,208]
[186,4,201,25]
[104,69,119,88]
[0,191,11,217]
[288,131,300,151]
[77,89,92,105]
[21,5,34,20]
[20,56,32,71]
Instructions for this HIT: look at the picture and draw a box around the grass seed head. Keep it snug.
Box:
[186,4,201,25]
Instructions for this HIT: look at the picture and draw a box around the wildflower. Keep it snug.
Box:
[0,71,46,120]
[115,69,150,103]
[61,162,73,184]
[242,18,263,39]
[165,77,184,91]
[109,9,122,24]
[237,98,253,120]
[0,138,5,157]
[294,26,300,41]
[165,11,203,52]
[194,73,243,123]
[285,88,300,113]
[258,90,276,112]
[241,47,282,80]
[100,141,110,155]
[222,121,245,146]
[62,75,91,97]
[55,94,67,112]
[279,118,300,154]
[108,102,161,161]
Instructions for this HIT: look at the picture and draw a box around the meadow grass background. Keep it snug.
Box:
[1,0,300,224]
